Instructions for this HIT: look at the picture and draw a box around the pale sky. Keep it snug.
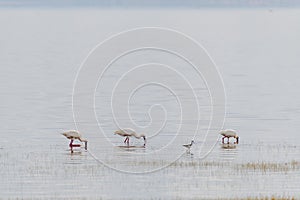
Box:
[0,0,299,8]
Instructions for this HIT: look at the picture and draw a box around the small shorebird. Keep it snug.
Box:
[61,130,88,152]
[183,140,194,152]
[114,128,146,146]
[219,129,239,144]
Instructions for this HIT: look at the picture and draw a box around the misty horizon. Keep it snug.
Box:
[0,0,299,8]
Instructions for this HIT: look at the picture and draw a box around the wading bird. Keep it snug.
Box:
[219,129,239,144]
[183,140,194,152]
[61,130,88,152]
[114,128,146,146]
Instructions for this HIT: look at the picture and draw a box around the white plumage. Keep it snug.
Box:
[61,130,88,151]
[219,129,239,144]
[114,128,146,146]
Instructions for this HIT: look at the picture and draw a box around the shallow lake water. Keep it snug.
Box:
[0,8,299,199]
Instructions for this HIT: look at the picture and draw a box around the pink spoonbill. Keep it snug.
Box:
[61,130,88,152]
[114,128,146,146]
[219,129,239,144]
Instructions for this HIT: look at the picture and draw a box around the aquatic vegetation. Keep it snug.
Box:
[225,196,296,200]
[1,145,299,198]
[131,160,300,173]
[134,160,230,168]
[235,160,300,173]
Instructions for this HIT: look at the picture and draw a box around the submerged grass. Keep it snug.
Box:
[0,196,297,200]
[135,160,300,173]
[235,160,300,173]
[225,196,296,200]
[1,149,299,199]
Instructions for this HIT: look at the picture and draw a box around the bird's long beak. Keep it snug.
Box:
[236,136,239,144]
[84,141,88,150]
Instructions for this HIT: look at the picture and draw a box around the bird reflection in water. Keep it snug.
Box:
[221,143,237,149]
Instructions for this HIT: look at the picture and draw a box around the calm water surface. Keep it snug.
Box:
[0,8,299,199]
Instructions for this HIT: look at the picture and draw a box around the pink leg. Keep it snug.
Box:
[69,139,74,152]
[124,137,128,143]
[69,139,73,147]
[227,137,230,144]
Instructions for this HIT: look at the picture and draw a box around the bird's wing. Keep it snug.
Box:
[224,129,237,137]
[122,128,136,134]
[62,130,81,138]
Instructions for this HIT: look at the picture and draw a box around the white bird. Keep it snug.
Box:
[114,128,146,146]
[219,129,239,144]
[183,140,194,152]
[61,130,88,151]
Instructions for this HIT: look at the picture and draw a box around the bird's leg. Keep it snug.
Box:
[227,137,230,144]
[69,139,73,147]
[187,148,191,154]
[69,139,74,151]
[222,137,225,144]
[124,137,130,145]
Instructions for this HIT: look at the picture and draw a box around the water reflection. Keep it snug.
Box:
[70,151,83,156]
[221,143,237,149]
[115,145,146,152]
[184,151,194,158]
